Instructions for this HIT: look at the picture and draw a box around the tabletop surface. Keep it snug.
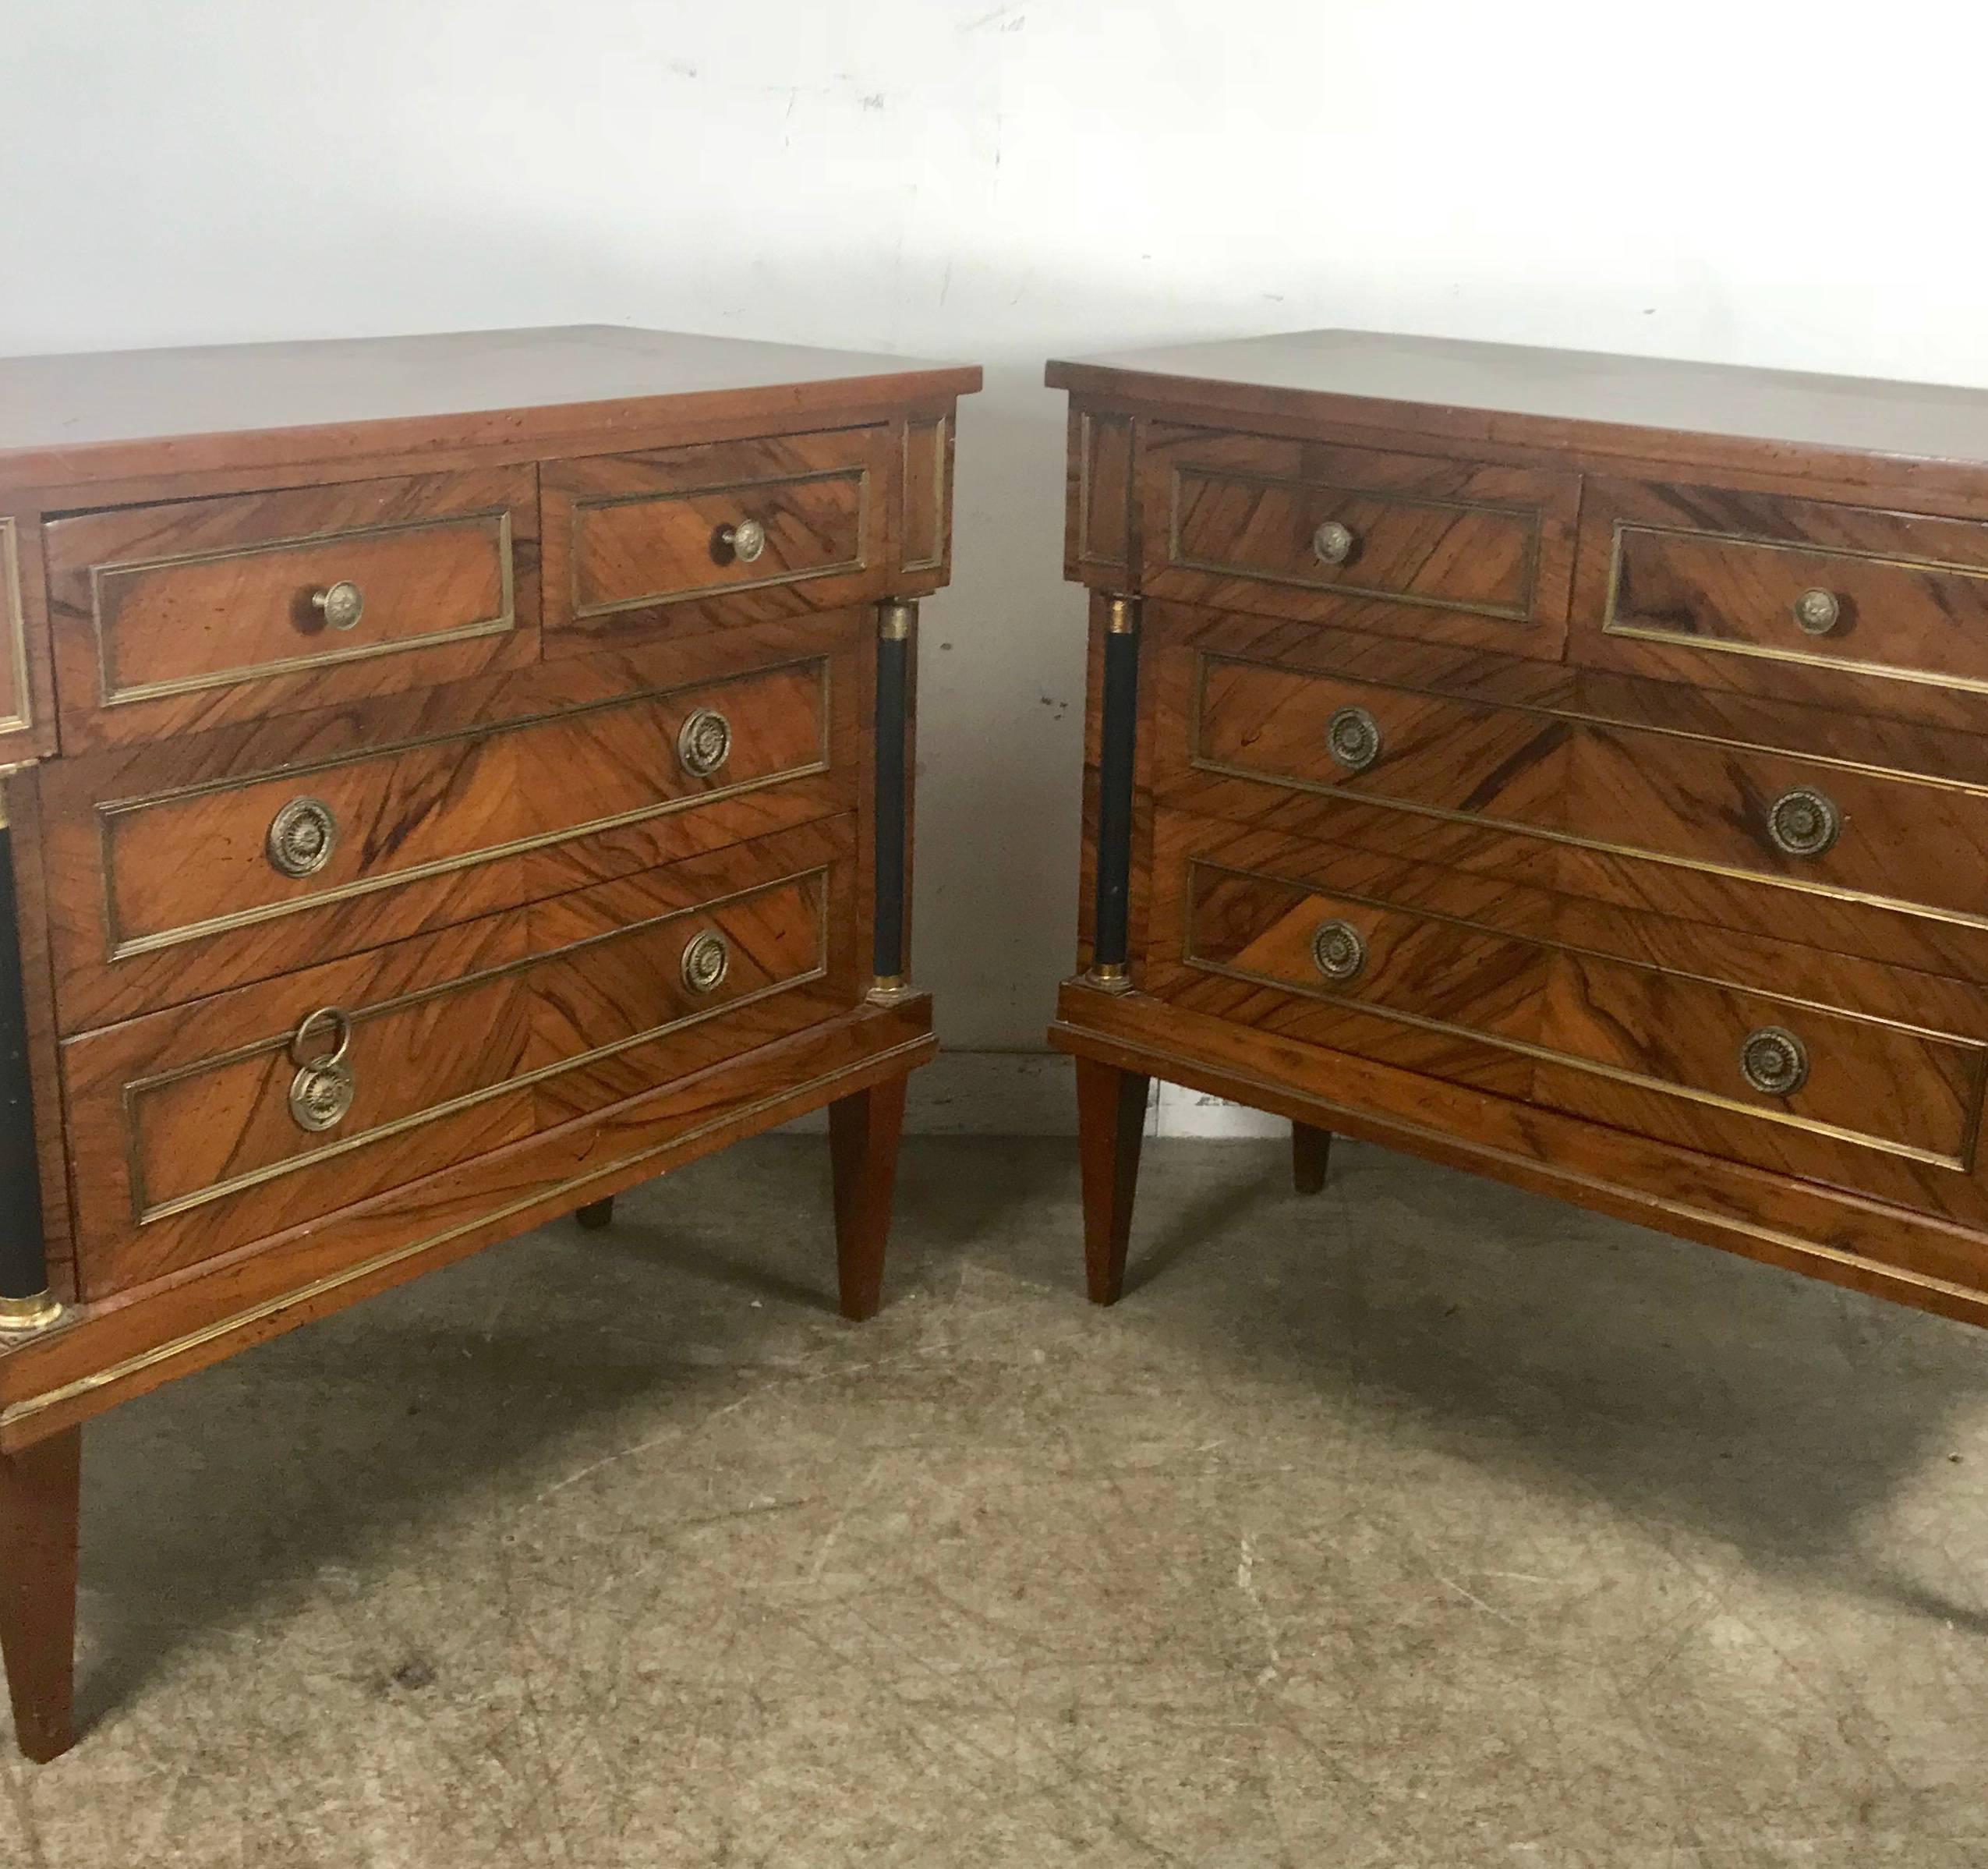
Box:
[1048,328,1988,466]
[0,325,981,463]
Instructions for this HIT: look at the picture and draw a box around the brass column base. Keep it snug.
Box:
[865,975,919,1006]
[1084,962,1134,995]
[0,1292,63,1334]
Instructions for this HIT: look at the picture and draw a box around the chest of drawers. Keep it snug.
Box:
[1049,331,1988,1334]
[0,326,977,1759]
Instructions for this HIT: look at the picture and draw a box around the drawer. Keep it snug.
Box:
[1136,423,1579,654]
[1176,647,1988,933]
[61,816,861,1297]
[1578,478,1988,718]
[1147,819,1988,1210]
[542,426,890,650]
[44,467,536,748]
[41,646,858,1032]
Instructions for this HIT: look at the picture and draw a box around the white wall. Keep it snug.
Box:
[4,1,1985,1049]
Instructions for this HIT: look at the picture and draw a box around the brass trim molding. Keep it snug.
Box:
[119,866,836,1225]
[570,465,872,618]
[2,1032,938,1435]
[90,508,518,709]
[900,415,950,575]
[95,657,836,961]
[1167,462,1544,624]
[0,520,30,738]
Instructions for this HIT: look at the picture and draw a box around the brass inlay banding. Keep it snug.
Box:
[94,658,833,962]
[120,867,834,1225]
[902,415,950,575]
[570,459,872,618]
[1183,856,1983,1172]
[0,519,30,738]
[1168,458,1545,624]
[88,508,517,708]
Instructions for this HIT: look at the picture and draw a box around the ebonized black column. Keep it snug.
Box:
[1088,594,1141,989]
[870,599,914,994]
[0,818,54,1323]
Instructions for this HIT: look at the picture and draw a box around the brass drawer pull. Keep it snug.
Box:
[1325,705,1382,773]
[265,797,338,879]
[310,580,366,631]
[1767,786,1841,858]
[1311,919,1367,984]
[715,519,767,565]
[288,1006,356,1132]
[1792,587,1841,635]
[1312,520,1357,566]
[680,930,730,994]
[677,707,734,778]
[1740,1025,1809,1097]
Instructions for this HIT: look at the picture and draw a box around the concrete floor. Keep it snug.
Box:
[5,1133,1988,1867]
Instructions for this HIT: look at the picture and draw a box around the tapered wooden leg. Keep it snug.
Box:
[829,1074,908,1322]
[1075,1057,1148,1306]
[1292,1122,1332,1195]
[575,1196,615,1231]
[0,1426,80,1763]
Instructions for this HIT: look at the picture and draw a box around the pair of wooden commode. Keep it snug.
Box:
[5,325,1988,1758]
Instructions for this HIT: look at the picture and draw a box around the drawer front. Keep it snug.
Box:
[44,468,536,748]
[43,646,858,1032]
[62,817,861,1297]
[1179,648,1988,931]
[1148,816,1988,1208]
[1579,478,1988,718]
[543,427,890,650]
[1137,423,1579,653]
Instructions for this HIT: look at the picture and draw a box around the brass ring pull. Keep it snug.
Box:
[288,1007,356,1132]
[1311,919,1367,984]
[266,797,338,879]
[1740,1026,1809,1097]
[1767,787,1841,859]
[1325,705,1382,773]
[310,580,366,631]
[1792,588,1841,636]
[716,519,767,565]
[676,707,734,778]
[680,931,730,994]
[1312,520,1357,566]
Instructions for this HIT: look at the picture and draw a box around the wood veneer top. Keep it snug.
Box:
[0,325,982,488]
[1047,329,1988,474]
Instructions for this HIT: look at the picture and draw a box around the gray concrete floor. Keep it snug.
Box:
[5,1133,1988,1867]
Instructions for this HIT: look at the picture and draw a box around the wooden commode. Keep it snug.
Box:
[1049,331,1988,1334]
[0,326,978,1758]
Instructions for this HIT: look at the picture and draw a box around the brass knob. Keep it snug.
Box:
[265,797,338,879]
[1792,588,1841,635]
[1311,919,1367,984]
[716,519,767,565]
[1312,520,1357,566]
[676,708,733,778]
[1325,705,1382,773]
[1767,787,1841,859]
[1740,1026,1809,1097]
[681,931,730,994]
[311,581,366,631]
[287,1006,356,1132]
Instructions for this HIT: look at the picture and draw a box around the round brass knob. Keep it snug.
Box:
[287,1006,356,1132]
[680,931,730,994]
[717,519,767,565]
[311,581,366,631]
[1740,1026,1809,1098]
[1312,520,1357,566]
[676,707,733,779]
[265,797,338,879]
[1767,787,1841,859]
[1792,588,1841,636]
[1311,919,1367,984]
[1325,705,1382,773]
